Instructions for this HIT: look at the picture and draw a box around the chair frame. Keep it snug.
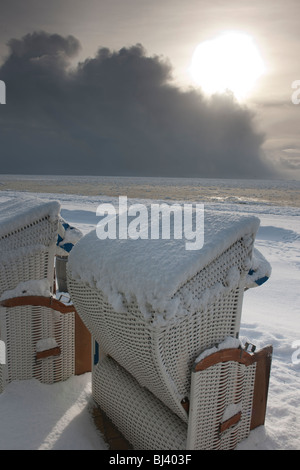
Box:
[92,344,272,450]
[0,200,91,393]
[68,224,273,449]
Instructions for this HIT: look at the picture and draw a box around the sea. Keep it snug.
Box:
[0,174,300,208]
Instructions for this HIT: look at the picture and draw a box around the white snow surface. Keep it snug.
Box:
[195,336,242,363]
[0,186,299,450]
[0,279,51,301]
[222,403,243,423]
[36,338,58,353]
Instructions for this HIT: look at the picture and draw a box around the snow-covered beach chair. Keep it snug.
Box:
[0,197,76,392]
[67,208,272,450]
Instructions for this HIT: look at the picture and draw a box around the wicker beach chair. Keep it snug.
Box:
[67,209,272,450]
[92,342,272,450]
[0,197,76,392]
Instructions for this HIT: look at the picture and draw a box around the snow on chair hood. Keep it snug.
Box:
[68,209,262,324]
[0,197,60,241]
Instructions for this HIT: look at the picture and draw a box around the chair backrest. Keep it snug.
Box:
[0,198,60,297]
[0,304,75,391]
[68,212,258,421]
[0,198,62,392]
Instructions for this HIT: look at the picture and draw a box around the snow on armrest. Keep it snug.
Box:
[0,279,51,301]
[0,280,75,314]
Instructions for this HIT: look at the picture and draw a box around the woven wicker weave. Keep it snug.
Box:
[0,304,75,392]
[186,356,256,449]
[66,212,273,449]
[92,347,258,450]
[0,215,58,252]
[93,355,187,450]
[0,199,75,392]
[68,235,252,422]
[0,245,56,298]
[0,200,59,251]
[0,200,59,296]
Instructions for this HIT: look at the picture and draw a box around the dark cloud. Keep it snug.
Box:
[7,31,80,61]
[0,31,275,178]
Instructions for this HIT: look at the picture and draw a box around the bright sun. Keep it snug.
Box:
[189,31,265,100]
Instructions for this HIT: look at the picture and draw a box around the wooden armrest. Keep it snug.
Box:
[1,295,92,375]
[0,295,75,314]
[194,345,273,371]
[219,411,242,434]
[36,347,61,360]
[193,345,273,431]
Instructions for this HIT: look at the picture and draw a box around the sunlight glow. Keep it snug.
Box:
[189,32,265,100]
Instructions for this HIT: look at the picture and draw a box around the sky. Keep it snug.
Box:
[0,0,299,179]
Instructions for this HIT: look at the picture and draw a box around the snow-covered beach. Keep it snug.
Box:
[0,176,299,450]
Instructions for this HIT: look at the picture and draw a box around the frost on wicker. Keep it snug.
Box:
[0,199,60,297]
[0,198,75,392]
[67,211,272,449]
[68,236,251,423]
